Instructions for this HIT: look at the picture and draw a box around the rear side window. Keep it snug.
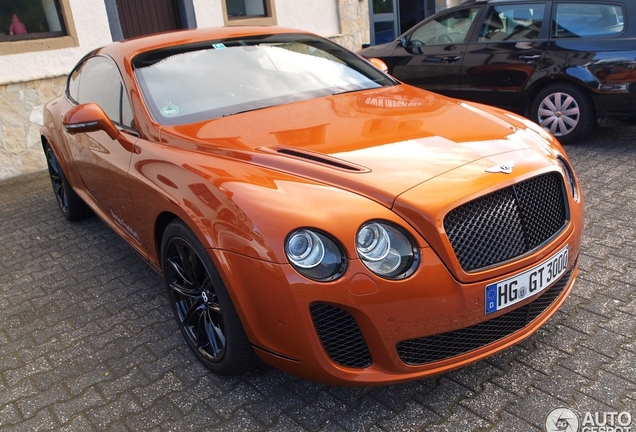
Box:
[478,4,546,42]
[554,3,625,38]
[409,7,481,45]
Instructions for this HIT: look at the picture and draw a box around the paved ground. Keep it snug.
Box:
[1,119,635,431]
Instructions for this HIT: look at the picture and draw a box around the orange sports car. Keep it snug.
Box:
[41,27,583,386]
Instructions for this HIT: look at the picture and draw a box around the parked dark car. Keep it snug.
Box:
[360,0,636,143]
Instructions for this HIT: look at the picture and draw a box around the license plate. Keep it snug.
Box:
[485,245,569,314]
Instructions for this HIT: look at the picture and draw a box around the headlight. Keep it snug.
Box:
[356,221,419,279]
[285,229,347,281]
[557,156,580,202]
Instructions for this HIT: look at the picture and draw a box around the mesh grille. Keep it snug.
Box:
[310,303,372,368]
[444,173,567,272]
[395,266,573,366]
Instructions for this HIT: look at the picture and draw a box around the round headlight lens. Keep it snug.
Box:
[357,223,390,261]
[356,221,419,279]
[286,230,324,268]
[285,229,347,281]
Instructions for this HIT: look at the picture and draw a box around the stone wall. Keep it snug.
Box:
[0,76,65,180]
[332,0,371,51]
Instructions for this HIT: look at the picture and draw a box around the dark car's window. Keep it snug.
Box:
[409,7,481,46]
[133,33,396,126]
[478,4,546,42]
[554,3,625,38]
[67,56,134,127]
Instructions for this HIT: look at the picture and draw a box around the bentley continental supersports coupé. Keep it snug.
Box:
[41,27,583,385]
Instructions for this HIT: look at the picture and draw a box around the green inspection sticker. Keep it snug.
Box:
[160,104,179,117]
[212,43,227,49]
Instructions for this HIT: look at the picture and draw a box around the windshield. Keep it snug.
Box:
[133,33,396,125]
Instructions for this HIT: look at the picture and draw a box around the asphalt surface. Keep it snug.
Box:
[1,119,635,431]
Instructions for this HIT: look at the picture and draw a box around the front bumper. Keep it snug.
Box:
[214,230,580,386]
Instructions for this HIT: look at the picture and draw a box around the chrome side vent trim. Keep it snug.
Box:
[258,146,370,172]
[277,149,363,171]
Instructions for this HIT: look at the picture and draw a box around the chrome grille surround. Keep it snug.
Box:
[444,172,568,272]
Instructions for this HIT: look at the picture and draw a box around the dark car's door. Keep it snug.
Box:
[460,3,550,113]
[387,6,483,98]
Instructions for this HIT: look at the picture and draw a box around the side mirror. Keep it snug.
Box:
[400,36,408,48]
[368,57,389,74]
[63,103,120,140]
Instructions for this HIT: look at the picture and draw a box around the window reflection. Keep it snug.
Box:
[0,0,66,41]
[225,0,267,19]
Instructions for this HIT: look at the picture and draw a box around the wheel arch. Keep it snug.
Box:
[154,211,181,270]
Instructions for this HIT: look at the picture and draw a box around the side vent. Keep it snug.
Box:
[268,147,370,172]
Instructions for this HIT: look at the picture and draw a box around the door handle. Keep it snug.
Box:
[519,54,541,61]
[443,56,461,63]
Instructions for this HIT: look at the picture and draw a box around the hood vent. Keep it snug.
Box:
[272,148,370,172]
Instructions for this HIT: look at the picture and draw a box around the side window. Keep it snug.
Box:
[409,7,481,46]
[66,56,134,127]
[478,4,546,42]
[554,3,624,38]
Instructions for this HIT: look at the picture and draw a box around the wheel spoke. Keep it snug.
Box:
[556,118,568,135]
[167,257,201,297]
[169,280,201,297]
[543,98,557,112]
[561,107,580,117]
[203,308,225,356]
[175,243,201,286]
[182,298,205,329]
[540,116,557,130]
[561,115,579,128]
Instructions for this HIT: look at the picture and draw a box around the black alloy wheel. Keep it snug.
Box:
[44,142,91,221]
[161,221,256,375]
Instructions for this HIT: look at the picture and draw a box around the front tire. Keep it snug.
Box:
[161,221,257,375]
[530,83,595,144]
[44,142,91,221]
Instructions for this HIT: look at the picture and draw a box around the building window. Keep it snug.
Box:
[222,0,276,26]
[0,0,66,41]
[0,0,77,55]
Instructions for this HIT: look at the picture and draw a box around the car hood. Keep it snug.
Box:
[164,85,556,208]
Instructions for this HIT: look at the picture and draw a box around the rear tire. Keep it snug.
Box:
[44,142,91,221]
[161,220,257,375]
[530,83,595,144]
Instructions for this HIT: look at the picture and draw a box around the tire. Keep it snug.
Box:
[44,142,91,221]
[161,221,257,375]
[530,83,595,144]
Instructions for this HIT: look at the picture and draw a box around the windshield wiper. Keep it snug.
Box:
[332,87,369,96]
[222,105,269,117]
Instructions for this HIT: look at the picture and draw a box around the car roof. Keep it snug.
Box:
[97,26,311,65]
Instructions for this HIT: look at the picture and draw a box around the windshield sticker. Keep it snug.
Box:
[160,104,179,117]
[212,43,227,50]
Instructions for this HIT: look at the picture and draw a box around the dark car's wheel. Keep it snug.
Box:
[530,83,595,144]
[161,221,257,375]
[44,142,91,221]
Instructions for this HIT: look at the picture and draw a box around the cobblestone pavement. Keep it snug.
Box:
[1,119,635,432]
